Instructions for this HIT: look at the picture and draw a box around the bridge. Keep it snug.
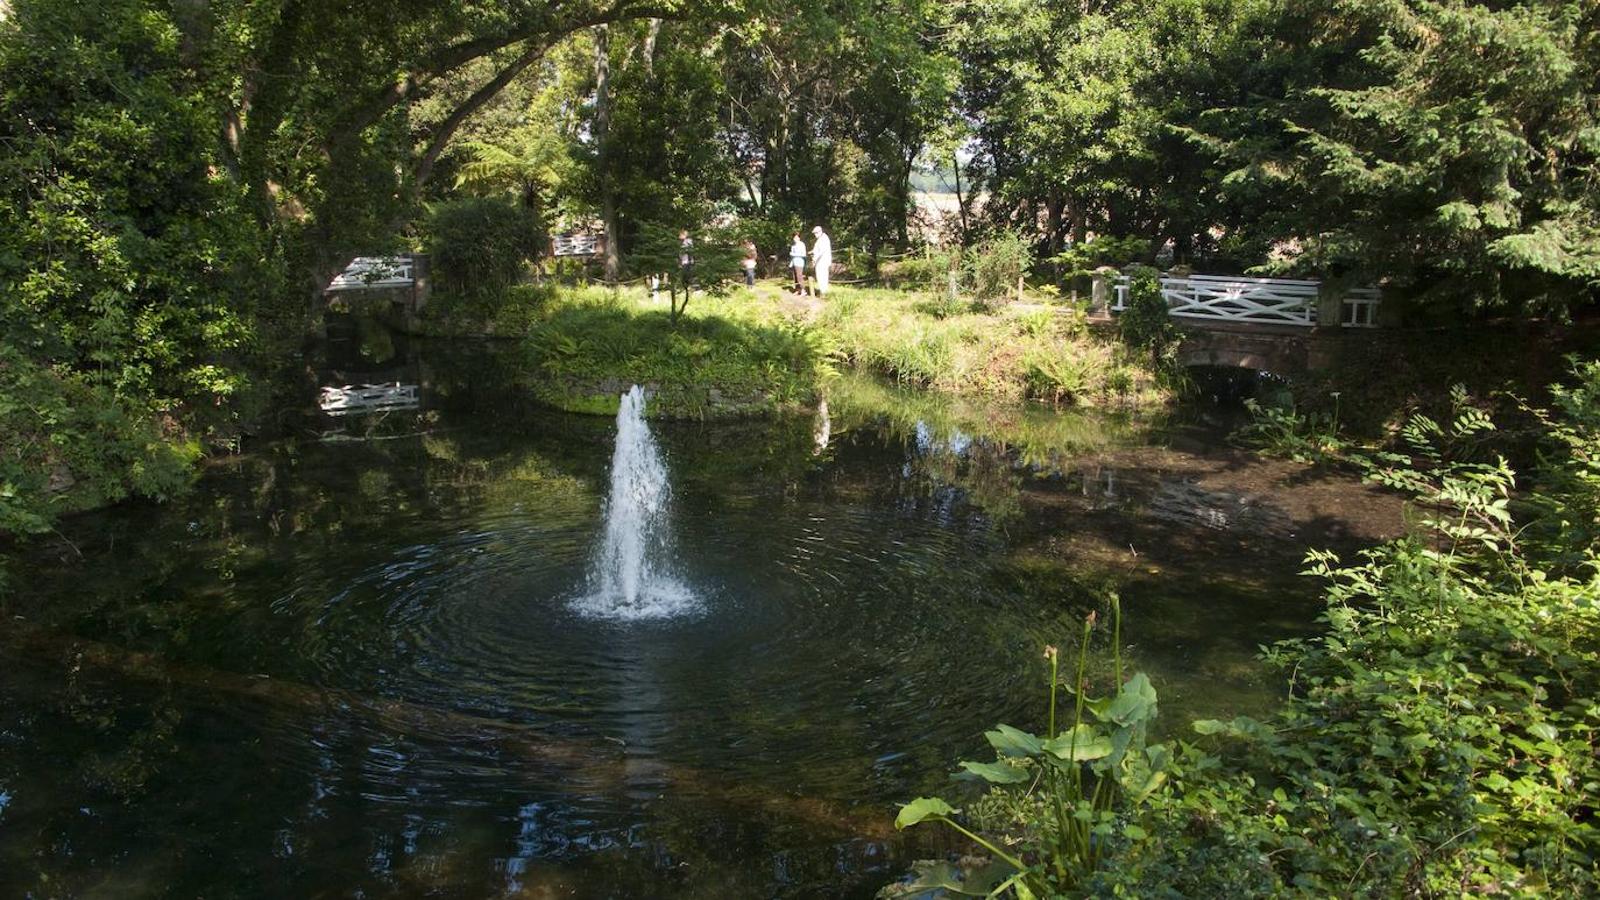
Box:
[1099,272,1385,374]
[323,254,431,331]
[322,236,600,329]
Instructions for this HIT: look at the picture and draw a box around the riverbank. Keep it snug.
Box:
[419,282,1170,419]
[890,359,1600,898]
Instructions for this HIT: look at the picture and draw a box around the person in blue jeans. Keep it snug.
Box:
[788,232,807,295]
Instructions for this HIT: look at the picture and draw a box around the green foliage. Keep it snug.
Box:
[963,231,1033,306]
[627,222,746,322]
[884,248,960,294]
[423,198,543,299]
[913,292,973,320]
[1022,348,1096,405]
[1050,235,1150,282]
[821,286,1164,406]
[895,598,1172,896]
[908,363,1600,897]
[1524,358,1600,570]
[525,288,825,418]
[1189,0,1600,313]
[418,284,552,338]
[0,0,267,535]
[0,0,262,402]
[0,347,198,535]
[1116,266,1178,368]
[1234,397,1348,465]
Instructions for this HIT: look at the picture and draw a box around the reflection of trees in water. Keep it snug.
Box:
[824,370,1153,526]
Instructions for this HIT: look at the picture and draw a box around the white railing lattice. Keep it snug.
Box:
[552,233,602,257]
[326,256,415,292]
[1111,273,1379,328]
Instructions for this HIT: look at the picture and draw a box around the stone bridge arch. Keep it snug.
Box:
[1175,326,1313,375]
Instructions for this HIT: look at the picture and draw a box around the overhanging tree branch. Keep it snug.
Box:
[326,1,689,155]
[409,42,547,190]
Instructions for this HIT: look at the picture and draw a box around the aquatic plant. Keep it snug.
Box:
[1233,397,1347,465]
[894,597,1170,896]
[894,359,1600,898]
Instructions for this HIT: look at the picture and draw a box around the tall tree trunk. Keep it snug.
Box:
[642,18,661,75]
[593,25,621,282]
[952,152,970,241]
[898,154,914,250]
[1045,195,1065,257]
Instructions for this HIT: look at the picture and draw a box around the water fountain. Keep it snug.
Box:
[573,385,697,620]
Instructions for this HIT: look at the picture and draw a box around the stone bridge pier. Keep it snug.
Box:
[1175,323,1350,375]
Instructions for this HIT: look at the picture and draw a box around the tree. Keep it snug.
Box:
[1187,0,1600,314]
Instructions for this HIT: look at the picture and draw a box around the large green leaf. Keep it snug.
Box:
[1106,672,1158,726]
[958,759,1031,784]
[1043,724,1113,761]
[896,796,957,829]
[902,860,1015,896]
[986,724,1045,758]
[1119,765,1169,803]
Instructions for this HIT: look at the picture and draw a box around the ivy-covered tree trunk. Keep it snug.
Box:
[593,24,621,283]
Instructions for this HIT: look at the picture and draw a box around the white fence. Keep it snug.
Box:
[552,233,602,257]
[326,256,416,292]
[1112,273,1380,328]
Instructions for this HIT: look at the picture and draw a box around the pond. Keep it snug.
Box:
[0,329,1402,897]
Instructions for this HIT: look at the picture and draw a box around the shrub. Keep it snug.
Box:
[1233,397,1346,464]
[0,347,197,536]
[1116,265,1174,354]
[1049,234,1149,282]
[883,248,959,294]
[1023,347,1095,403]
[423,198,542,298]
[896,364,1600,897]
[964,230,1033,306]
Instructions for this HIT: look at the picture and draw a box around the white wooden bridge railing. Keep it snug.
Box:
[552,233,603,257]
[1112,273,1380,328]
[326,256,416,292]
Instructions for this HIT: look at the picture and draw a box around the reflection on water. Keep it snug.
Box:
[0,337,1403,897]
[319,382,421,416]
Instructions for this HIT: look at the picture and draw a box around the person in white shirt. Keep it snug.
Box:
[810,226,832,296]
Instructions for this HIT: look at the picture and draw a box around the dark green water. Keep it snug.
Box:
[0,334,1401,898]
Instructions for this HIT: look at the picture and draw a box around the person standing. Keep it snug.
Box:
[788,232,808,295]
[810,225,832,297]
[741,238,758,287]
[678,229,695,292]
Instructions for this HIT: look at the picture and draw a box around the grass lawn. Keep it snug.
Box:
[422,280,1171,417]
